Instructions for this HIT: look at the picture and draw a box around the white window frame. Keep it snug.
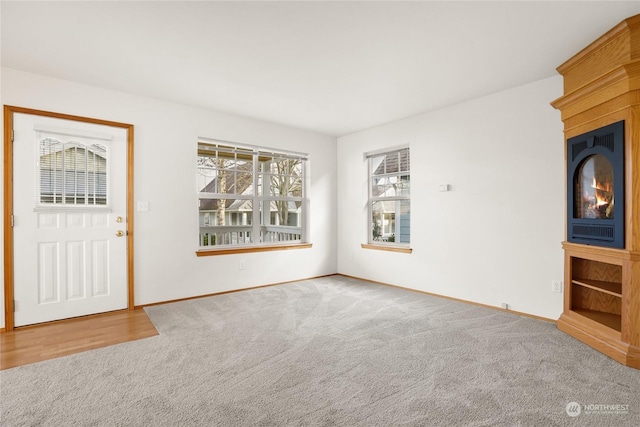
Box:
[366,145,410,247]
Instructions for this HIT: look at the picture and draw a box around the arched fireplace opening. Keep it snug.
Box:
[567,120,624,248]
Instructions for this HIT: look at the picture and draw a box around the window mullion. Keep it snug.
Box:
[395,200,401,238]
[252,152,260,243]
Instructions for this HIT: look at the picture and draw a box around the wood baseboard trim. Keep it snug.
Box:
[135,273,337,309]
[337,273,558,324]
[558,313,640,369]
[4,273,558,335]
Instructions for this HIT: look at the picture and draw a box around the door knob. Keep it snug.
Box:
[116,230,124,237]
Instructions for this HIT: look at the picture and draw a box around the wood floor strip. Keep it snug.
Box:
[0,309,158,370]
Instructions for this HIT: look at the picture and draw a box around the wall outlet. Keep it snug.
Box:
[552,280,563,293]
[501,303,509,310]
[239,260,245,270]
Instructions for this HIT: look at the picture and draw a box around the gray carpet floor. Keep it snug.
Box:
[1,275,639,426]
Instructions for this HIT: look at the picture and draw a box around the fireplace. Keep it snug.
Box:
[552,14,640,369]
[566,120,624,248]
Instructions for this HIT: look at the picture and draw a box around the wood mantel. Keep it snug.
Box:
[552,14,640,369]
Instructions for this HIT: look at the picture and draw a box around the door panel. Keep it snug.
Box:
[12,113,128,327]
[37,241,60,304]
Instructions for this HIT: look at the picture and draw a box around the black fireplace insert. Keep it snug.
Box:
[567,120,625,248]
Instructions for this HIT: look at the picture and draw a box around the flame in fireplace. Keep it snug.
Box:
[592,177,613,207]
[592,177,612,192]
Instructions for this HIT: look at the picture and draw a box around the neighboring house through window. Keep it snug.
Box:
[367,146,410,245]
[39,137,108,206]
[197,140,308,249]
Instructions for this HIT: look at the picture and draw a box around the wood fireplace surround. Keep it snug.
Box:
[552,14,640,369]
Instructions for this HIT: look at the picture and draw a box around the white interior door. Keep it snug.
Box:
[12,113,128,327]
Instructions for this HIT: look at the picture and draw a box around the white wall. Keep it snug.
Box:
[0,67,567,327]
[336,76,565,320]
[0,67,338,328]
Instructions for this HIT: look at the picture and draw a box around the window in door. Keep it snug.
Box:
[38,136,108,206]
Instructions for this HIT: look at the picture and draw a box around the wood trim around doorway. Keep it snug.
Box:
[2,105,135,331]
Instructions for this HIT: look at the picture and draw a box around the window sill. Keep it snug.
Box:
[196,243,312,257]
[361,243,412,254]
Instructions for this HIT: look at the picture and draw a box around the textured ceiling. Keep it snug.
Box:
[2,1,640,136]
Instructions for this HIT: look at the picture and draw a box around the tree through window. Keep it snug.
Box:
[197,141,307,248]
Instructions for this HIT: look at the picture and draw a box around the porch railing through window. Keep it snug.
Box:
[197,140,307,249]
[198,225,302,247]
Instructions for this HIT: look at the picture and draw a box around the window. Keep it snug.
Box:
[38,136,108,206]
[367,147,410,246]
[197,140,307,250]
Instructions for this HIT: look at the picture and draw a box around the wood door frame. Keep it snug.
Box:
[3,105,135,331]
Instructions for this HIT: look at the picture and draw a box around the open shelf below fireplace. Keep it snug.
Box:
[571,278,621,296]
[569,256,622,332]
[572,308,622,332]
[558,242,637,366]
